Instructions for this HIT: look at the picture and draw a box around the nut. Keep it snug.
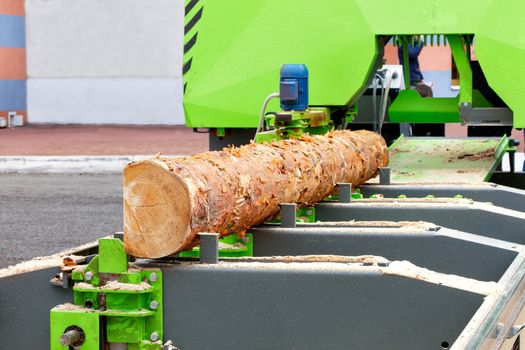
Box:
[149,272,158,282]
[150,331,160,342]
[150,300,159,310]
[84,271,93,281]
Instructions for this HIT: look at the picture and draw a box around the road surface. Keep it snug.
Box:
[0,174,122,268]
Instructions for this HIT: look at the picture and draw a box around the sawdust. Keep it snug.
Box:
[0,239,102,278]
[187,258,497,296]
[218,241,245,250]
[302,220,435,230]
[360,197,473,204]
[0,254,86,278]
[398,171,415,177]
[74,281,152,291]
[54,303,153,316]
[237,255,390,264]
[457,148,496,161]
[54,303,95,312]
[384,260,498,296]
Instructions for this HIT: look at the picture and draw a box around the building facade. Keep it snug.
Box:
[0,0,27,125]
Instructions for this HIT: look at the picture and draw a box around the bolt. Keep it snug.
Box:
[306,210,313,216]
[84,271,93,281]
[149,272,158,282]
[150,331,160,342]
[60,329,83,346]
[242,236,250,243]
[150,300,159,310]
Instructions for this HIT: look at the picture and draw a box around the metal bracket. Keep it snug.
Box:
[50,238,165,350]
[496,322,525,339]
[460,102,513,126]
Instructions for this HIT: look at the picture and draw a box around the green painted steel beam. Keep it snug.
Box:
[402,40,410,88]
[447,35,472,105]
[388,90,461,123]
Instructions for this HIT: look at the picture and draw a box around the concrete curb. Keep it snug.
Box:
[0,154,523,174]
[0,155,183,174]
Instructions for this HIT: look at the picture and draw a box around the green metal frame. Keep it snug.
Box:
[179,207,317,258]
[179,233,254,258]
[386,135,515,183]
[50,238,163,350]
[183,0,525,128]
[255,107,334,143]
[448,35,472,105]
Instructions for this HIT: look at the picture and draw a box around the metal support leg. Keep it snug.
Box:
[379,167,391,185]
[113,232,124,242]
[199,233,219,264]
[338,183,352,203]
[280,203,297,228]
[509,151,516,173]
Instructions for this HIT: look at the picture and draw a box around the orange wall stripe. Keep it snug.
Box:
[0,48,26,80]
[384,44,452,71]
[0,0,24,16]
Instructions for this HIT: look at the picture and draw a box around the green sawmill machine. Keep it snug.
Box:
[184,0,523,148]
[2,1,525,349]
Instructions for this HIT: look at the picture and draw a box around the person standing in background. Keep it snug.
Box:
[398,41,424,86]
[398,39,444,136]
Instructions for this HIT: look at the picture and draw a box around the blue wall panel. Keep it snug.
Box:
[0,14,25,48]
[0,80,27,110]
[422,71,458,98]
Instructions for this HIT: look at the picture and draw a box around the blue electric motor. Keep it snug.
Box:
[280,64,309,111]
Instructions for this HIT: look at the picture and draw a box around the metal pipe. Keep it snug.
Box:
[254,92,280,140]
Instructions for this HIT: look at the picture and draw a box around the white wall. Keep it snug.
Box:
[25,0,185,124]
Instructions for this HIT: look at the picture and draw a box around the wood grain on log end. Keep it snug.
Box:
[124,159,192,258]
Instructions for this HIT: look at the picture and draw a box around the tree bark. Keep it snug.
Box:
[124,130,389,258]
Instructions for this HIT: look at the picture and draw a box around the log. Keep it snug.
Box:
[124,130,389,258]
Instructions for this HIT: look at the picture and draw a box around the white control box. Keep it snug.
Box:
[381,64,405,90]
[369,64,405,90]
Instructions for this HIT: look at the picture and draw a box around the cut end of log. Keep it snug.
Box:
[124,159,192,258]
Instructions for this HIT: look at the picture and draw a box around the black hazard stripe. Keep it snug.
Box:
[184,33,198,54]
[182,58,193,75]
[185,0,199,15]
[185,7,203,35]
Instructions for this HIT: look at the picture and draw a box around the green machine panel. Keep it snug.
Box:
[183,0,525,128]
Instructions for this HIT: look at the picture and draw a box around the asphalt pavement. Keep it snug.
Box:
[0,173,122,268]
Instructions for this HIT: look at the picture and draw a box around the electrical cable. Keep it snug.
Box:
[254,92,280,141]
[372,76,378,132]
[372,73,385,132]
[379,69,394,135]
